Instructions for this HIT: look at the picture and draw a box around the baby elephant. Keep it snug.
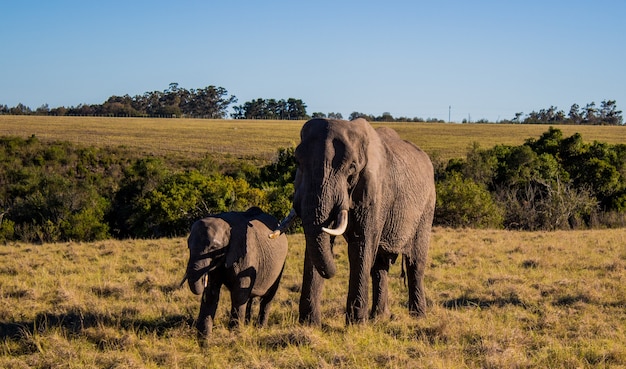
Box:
[182,207,288,340]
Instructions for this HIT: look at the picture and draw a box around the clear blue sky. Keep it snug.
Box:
[2,0,625,122]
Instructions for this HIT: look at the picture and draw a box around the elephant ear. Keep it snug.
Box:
[224,220,249,268]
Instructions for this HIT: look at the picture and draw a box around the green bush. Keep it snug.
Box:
[435,173,504,228]
[437,128,626,230]
[2,128,625,241]
[0,217,14,242]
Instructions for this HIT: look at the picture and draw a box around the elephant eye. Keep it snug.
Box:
[347,162,359,186]
[348,162,357,175]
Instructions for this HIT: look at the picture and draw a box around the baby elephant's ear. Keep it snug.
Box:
[224,222,250,268]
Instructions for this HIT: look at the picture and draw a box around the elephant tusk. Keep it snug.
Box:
[178,272,188,289]
[268,230,281,239]
[269,208,297,239]
[322,209,348,236]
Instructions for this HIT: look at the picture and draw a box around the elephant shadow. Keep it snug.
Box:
[0,309,194,341]
[442,294,525,309]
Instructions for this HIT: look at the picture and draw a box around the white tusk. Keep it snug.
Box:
[268,230,281,239]
[322,209,348,236]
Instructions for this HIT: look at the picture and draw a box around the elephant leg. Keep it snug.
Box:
[299,250,324,325]
[229,300,247,329]
[346,241,373,324]
[258,266,284,327]
[196,282,221,340]
[229,287,249,329]
[230,272,255,329]
[370,253,391,319]
[407,214,432,316]
[406,256,427,316]
[245,299,253,325]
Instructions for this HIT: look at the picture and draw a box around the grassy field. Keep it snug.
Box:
[1,116,625,367]
[1,115,625,162]
[1,229,625,368]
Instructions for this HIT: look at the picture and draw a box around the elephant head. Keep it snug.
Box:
[289,118,380,279]
[184,216,245,295]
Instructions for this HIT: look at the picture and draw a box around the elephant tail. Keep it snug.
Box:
[400,255,407,288]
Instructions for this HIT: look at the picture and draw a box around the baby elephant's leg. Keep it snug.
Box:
[257,268,284,327]
[197,282,221,339]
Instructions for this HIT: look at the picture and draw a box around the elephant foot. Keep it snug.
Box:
[345,317,367,325]
[195,316,213,344]
[346,304,368,325]
[196,334,209,348]
[195,325,211,347]
[369,308,391,322]
[299,304,322,326]
[408,300,427,317]
[298,312,321,326]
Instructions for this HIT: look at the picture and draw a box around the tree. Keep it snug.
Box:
[183,86,237,118]
[349,112,370,120]
[599,100,623,125]
[286,98,307,119]
[583,102,597,124]
[377,112,394,122]
[9,103,32,115]
[232,98,308,120]
[34,104,50,115]
[514,101,623,126]
[568,104,582,124]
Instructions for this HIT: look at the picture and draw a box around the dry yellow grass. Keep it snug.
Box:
[1,228,625,368]
[2,115,624,162]
[1,115,626,367]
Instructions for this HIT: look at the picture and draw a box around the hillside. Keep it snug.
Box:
[2,115,625,162]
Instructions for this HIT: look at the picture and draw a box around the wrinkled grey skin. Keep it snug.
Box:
[185,207,288,339]
[292,118,435,324]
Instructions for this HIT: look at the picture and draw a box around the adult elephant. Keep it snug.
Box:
[272,118,435,324]
[183,207,288,340]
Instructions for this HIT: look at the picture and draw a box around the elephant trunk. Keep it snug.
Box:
[186,256,211,295]
[297,176,349,279]
[188,274,205,295]
[305,229,337,279]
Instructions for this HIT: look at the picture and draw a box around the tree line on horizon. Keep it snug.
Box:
[507,100,623,125]
[0,83,624,125]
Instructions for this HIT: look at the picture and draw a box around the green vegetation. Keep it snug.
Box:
[436,127,626,230]
[1,229,625,367]
[1,119,625,242]
[0,135,295,242]
[510,100,623,125]
[1,83,237,119]
[231,98,308,120]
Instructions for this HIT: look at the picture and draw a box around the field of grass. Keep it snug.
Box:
[1,115,625,162]
[1,116,625,367]
[1,229,625,368]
